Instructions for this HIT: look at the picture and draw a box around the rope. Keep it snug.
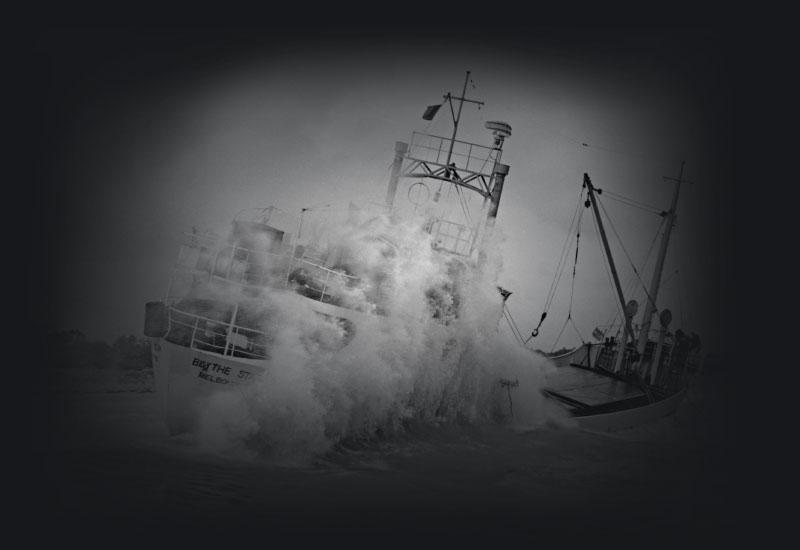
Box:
[542,185,585,314]
[505,303,523,337]
[677,270,687,328]
[569,316,586,344]
[454,184,472,224]
[550,316,570,352]
[503,308,525,346]
[549,205,586,351]
[567,210,582,314]
[504,305,526,345]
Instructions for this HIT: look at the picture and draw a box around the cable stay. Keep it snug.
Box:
[589,206,627,327]
[503,309,525,346]
[503,303,528,346]
[677,270,687,329]
[549,199,587,352]
[528,183,586,341]
[601,215,665,332]
[594,193,659,318]
[602,190,665,216]
[498,287,531,348]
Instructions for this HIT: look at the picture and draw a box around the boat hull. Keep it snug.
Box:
[573,387,686,432]
[151,338,267,434]
[149,288,445,434]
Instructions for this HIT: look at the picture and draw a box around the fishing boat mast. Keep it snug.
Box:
[385,71,512,258]
[634,161,689,374]
[583,173,636,371]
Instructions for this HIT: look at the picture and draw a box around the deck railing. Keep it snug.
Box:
[407,132,499,177]
[166,304,270,360]
[174,232,291,288]
[170,232,365,311]
[288,257,362,306]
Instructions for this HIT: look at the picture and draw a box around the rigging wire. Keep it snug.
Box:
[550,317,571,352]
[504,304,527,345]
[550,201,587,352]
[454,184,472,224]
[595,194,658,315]
[542,185,585,314]
[601,215,666,332]
[603,190,662,212]
[589,204,627,327]
[677,269,687,328]
[503,308,525,345]
[602,191,663,216]
[546,127,680,173]
[528,183,584,341]
[669,226,687,329]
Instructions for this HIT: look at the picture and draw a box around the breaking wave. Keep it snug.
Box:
[187,206,561,462]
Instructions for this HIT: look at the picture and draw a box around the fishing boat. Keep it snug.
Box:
[505,169,704,432]
[143,72,517,435]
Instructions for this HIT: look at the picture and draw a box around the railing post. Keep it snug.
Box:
[385,141,409,208]
[226,246,235,279]
[225,303,239,356]
[320,269,330,303]
[190,316,199,349]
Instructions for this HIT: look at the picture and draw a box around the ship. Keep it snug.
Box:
[505,167,705,432]
[143,72,517,435]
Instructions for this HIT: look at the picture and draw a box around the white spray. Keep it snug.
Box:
[189,205,561,462]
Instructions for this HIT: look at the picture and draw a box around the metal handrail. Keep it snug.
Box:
[289,257,360,304]
[175,237,291,288]
[408,131,498,174]
[167,304,270,360]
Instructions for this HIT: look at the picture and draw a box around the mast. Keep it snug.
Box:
[444,71,472,168]
[384,71,510,260]
[635,161,687,372]
[584,173,636,357]
[384,71,485,210]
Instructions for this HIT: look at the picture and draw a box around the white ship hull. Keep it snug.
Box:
[151,337,267,434]
[150,288,453,435]
[543,343,689,432]
[573,387,686,432]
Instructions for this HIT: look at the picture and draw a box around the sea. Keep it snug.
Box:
[30,355,734,547]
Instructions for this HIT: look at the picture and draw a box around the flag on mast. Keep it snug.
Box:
[422,104,442,121]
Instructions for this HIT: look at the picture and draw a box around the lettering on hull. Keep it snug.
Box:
[191,357,261,385]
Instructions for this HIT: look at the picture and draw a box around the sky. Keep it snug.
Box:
[31,26,733,353]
